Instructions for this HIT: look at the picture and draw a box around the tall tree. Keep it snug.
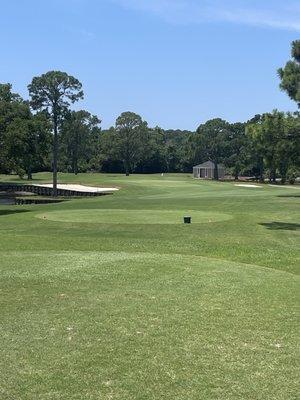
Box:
[279,112,300,183]
[5,112,51,179]
[28,71,83,195]
[115,112,148,176]
[134,126,163,173]
[60,110,101,174]
[0,83,22,103]
[163,129,193,172]
[195,118,231,180]
[225,122,249,180]
[246,110,286,183]
[0,83,30,173]
[97,127,122,172]
[278,40,300,107]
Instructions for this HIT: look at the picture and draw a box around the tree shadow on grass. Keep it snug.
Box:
[260,222,300,231]
[277,194,300,198]
[0,209,31,217]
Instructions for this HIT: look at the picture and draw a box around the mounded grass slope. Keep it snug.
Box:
[0,173,299,399]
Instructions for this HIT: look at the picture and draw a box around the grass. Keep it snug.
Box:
[36,209,232,224]
[0,172,299,399]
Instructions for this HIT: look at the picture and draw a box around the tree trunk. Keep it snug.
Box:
[74,137,78,175]
[234,168,239,181]
[280,161,288,185]
[72,152,78,175]
[270,167,276,183]
[52,111,58,197]
[213,161,219,180]
[74,158,78,175]
[259,158,264,183]
[124,159,130,176]
[27,166,32,180]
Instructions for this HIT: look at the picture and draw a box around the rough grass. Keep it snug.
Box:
[0,172,299,399]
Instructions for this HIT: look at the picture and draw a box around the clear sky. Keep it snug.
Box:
[1,0,299,130]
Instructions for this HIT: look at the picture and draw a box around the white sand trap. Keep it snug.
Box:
[34,184,119,193]
[235,184,262,188]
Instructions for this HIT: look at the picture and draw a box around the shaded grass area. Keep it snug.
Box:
[0,172,299,399]
[260,222,300,231]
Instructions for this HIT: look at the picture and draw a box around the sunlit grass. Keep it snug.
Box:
[0,173,299,399]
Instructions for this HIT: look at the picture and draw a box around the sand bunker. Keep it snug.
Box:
[235,184,262,188]
[34,184,119,193]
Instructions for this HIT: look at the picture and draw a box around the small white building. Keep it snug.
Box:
[193,161,225,179]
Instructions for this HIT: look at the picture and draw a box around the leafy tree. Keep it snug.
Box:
[279,112,300,183]
[99,125,192,174]
[247,111,286,183]
[225,122,249,180]
[28,71,83,195]
[162,129,193,172]
[0,83,32,173]
[114,112,148,176]
[134,127,164,173]
[278,40,300,107]
[0,83,22,103]
[244,114,264,181]
[59,110,101,174]
[5,112,51,179]
[195,118,231,180]
[97,127,121,172]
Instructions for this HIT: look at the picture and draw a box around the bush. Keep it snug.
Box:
[13,167,26,179]
[286,167,299,184]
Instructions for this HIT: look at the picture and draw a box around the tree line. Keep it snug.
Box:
[0,41,299,192]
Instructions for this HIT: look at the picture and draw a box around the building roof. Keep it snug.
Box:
[193,161,225,168]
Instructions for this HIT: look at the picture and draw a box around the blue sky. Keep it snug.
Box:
[1,0,299,129]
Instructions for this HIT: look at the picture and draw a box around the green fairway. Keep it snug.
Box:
[0,173,299,400]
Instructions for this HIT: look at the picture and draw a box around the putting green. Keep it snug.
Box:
[37,209,232,224]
